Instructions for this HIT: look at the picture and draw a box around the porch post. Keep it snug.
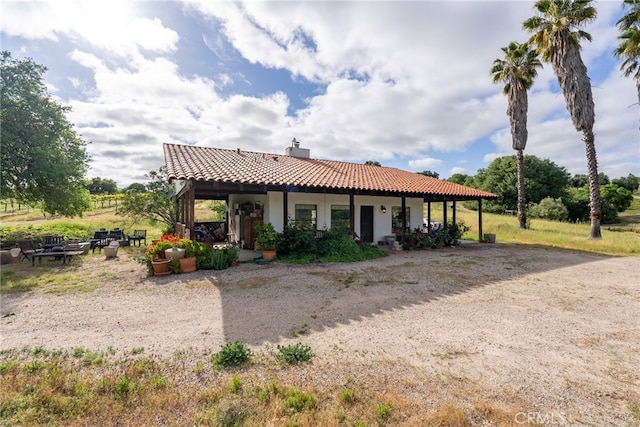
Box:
[478,199,483,241]
[349,194,355,236]
[401,196,406,235]
[452,200,457,225]
[443,199,448,227]
[283,189,288,229]
[187,183,195,236]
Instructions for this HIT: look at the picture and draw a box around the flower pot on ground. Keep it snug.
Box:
[151,259,171,276]
[179,256,197,273]
[261,249,276,260]
[484,233,496,243]
[255,222,280,259]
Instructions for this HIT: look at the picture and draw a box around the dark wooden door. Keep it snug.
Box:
[360,206,374,242]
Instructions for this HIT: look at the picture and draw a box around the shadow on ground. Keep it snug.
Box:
[200,243,615,346]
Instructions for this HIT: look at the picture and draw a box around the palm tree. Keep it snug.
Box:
[615,0,640,124]
[523,0,602,239]
[491,42,542,229]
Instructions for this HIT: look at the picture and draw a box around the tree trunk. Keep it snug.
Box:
[636,77,640,131]
[583,127,602,239]
[516,149,527,229]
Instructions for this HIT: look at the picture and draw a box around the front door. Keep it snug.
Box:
[360,206,374,243]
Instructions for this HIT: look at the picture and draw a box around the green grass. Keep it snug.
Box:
[454,209,639,257]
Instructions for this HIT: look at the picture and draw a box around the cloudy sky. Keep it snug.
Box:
[1,0,638,188]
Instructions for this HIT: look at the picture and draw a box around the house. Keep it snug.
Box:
[163,141,499,248]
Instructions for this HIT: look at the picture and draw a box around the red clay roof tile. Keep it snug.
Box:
[163,143,498,200]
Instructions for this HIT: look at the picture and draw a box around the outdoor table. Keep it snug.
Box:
[31,250,84,266]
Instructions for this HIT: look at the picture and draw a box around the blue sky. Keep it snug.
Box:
[1,0,638,188]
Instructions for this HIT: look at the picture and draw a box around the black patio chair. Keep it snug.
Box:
[108,229,124,240]
[128,229,147,246]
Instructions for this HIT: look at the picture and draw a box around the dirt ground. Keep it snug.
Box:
[2,243,639,425]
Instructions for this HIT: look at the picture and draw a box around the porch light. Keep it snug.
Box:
[380,205,387,213]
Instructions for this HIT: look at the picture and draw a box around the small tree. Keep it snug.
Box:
[84,177,118,195]
[601,183,633,212]
[418,170,440,179]
[118,167,177,232]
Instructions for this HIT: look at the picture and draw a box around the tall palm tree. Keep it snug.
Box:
[523,0,602,239]
[491,42,542,229]
[615,0,640,124]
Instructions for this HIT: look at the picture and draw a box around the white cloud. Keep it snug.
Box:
[408,157,442,170]
[449,166,469,176]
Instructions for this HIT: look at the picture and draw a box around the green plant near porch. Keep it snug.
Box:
[254,222,280,250]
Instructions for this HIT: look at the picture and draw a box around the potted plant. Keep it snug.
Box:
[143,237,174,276]
[254,222,279,260]
[433,228,447,249]
[178,238,200,273]
[420,234,434,250]
[225,243,239,266]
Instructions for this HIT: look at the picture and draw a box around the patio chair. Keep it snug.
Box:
[108,229,124,241]
[128,229,147,246]
[16,239,44,262]
[42,235,65,251]
[104,241,120,259]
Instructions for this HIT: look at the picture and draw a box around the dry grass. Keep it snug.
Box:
[0,346,529,426]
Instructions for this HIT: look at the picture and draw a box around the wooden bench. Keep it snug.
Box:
[31,250,84,266]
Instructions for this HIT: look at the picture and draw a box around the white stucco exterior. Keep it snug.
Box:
[228,192,425,244]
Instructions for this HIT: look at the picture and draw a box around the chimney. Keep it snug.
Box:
[285,137,310,158]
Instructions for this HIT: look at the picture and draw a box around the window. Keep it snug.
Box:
[331,205,350,233]
[392,206,410,231]
[295,204,317,228]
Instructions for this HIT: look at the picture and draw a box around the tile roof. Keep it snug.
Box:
[163,143,499,200]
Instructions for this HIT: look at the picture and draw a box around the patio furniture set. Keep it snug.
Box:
[17,237,86,266]
[8,229,147,266]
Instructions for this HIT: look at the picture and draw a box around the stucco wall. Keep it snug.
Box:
[229,192,424,244]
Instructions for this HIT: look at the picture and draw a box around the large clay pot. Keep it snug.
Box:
[179,256,196,273]
[152,259,171,276]
[262,249,276,260]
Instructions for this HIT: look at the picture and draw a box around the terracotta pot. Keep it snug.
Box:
[179,256,196,273]
[262,249,276,260]
[151,259,171,276]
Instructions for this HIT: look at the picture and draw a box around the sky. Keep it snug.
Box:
[1,0,638,188]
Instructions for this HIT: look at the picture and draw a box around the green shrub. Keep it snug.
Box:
[212,341,251,368]
[275,343,313,364]
[197,246,228,270]
[316,230,386,262]
[529,197,568,221]
[278,221,317,256]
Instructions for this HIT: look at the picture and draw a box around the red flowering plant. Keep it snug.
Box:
[144,233,180,262]
[140,234,205,274]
